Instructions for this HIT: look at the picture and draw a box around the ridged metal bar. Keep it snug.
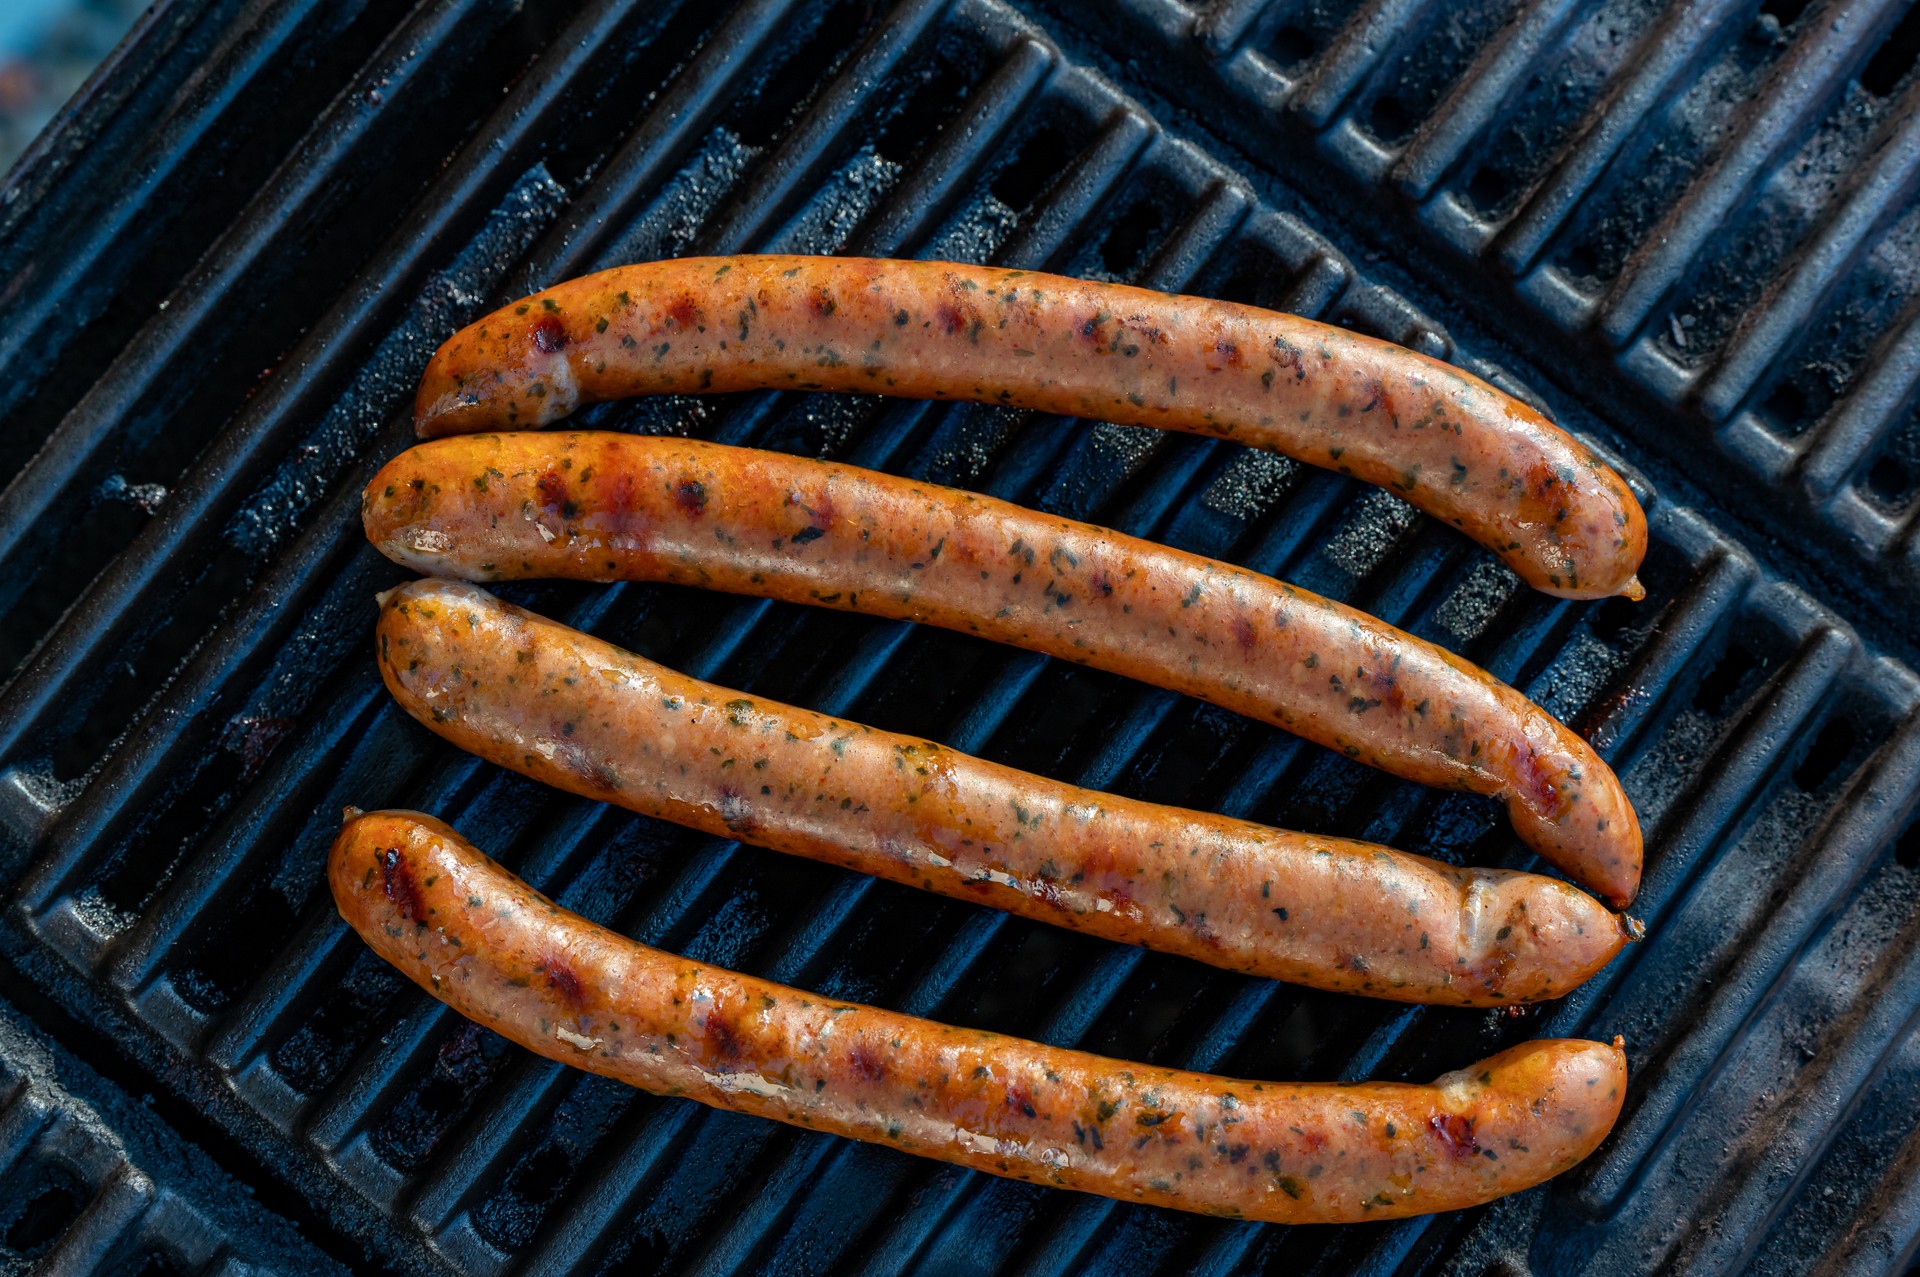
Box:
[1577,697,1920,1213]
[1801,304,1920,503]
[1494,0,1752,276]
[1598,0,1916,348]
[513,0,805,290]
[695,0,957,253]
[1699,74,1920,422]
[1610,890,1920,1272]
[1809,1049,1920,1277]
[846,37,1057,257]
[1393,0,1587,200]
[0,0,498,584]
[0,0,343,426]
[0,0,646,769]
[1542,620,1858,1047]
[1290,0,1432,128]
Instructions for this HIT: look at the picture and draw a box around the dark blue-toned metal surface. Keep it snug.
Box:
[0,1,1916,1274]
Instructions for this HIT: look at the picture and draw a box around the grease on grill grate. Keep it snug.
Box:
[0,0,1917,1274]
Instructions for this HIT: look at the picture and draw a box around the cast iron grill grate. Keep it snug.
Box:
[0,997,342,1276]
[1040,0,1920,641]
[0,0,1917,1273]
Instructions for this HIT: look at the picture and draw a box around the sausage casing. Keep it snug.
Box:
[365,436,1643,907]
[412,255,1647,601]
[373,578,1634,1004]
[331,808,1627,1222]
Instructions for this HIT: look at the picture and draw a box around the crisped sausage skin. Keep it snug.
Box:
[373,578,1634,1003]
[412,256,1647,601]
[330,809,1629,1222]
[366,437,1643,907]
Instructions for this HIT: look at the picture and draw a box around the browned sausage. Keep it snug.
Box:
[372,578,1637,1003]
[365,436,1643,906]
[412,256,1647,601]
[330,808,1629,1222]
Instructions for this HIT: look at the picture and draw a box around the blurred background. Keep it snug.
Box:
[0,0,145,174]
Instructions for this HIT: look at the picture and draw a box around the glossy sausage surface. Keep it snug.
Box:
[331,808,1628,1222]
[366,437,1643,906]
[412,256,1647,601]
[373,578,1635,1002]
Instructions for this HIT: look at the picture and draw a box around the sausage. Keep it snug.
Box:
[372,577,1637,1003]
[330,807,1629,1222]
[365,436,1644,907]
[411,255,1647,601]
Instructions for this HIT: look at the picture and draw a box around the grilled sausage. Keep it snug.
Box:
[372,578,1637,1003]
[330,807,1629,1222]
[412,255,1647,601]
[365,437,1644,907]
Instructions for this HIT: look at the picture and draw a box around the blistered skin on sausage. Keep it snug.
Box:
[330,809,1629,1222]
[373,578,1635,1003]
[412,256,1647,601]
[365,437,1643,907]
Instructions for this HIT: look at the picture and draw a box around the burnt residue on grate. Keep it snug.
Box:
[0,0,1918,1274]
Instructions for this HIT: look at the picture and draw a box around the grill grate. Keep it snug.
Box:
[1042,0,1920,645]
[0,0,1918,1273]
[0,991,342,1275]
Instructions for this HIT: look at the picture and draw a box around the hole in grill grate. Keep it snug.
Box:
[1259,0,1368,71]
[1896,818,1920,869]
[1861,4,1920,96]
[1,1171,86,1258]
[269,948,411,1097]
[105,1249,189,1277]
[1759,379,1813,437]
[1082,956,1259,1064]
[853,628,1027,738]
[1759,0,1816,29]
[959,920,1114,1039]
[1125,703,1266,809]
[1369,94,1415,144]
[483,1141,578,1247]
[2,495,149,680]
[1209,239,1320,312]
[1589,594,1645,647]
[1562,243,1602,285]
[1793,716,1861,793]
[1694,639,1766,718]
[1865,453,1915,509]
[870,47,988,173]
[990,120,1080,214]
[1267,25,1317,67]
[1095,188,1172,279]
[173,887,301,1017]
[45,543,255,782]
[1464,165,1513,218]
